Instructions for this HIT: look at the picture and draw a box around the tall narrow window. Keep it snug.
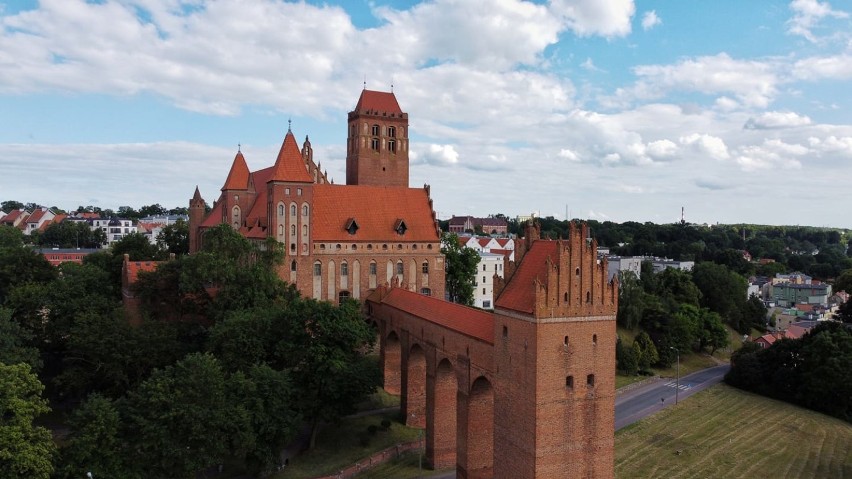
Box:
[313,262,321,276]
[388,126,396,137]
[341,262,349,276]
[396,262,404,275]
[371,138,379,151]
[371,124,380,136]
[422,261,429,274]
[388,139,396,153]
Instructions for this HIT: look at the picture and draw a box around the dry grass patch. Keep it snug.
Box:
[616,384,852,478]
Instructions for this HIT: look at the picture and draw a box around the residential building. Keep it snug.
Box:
[605,255,642,281]
[771,282,831,308]
[35,248,100,266]
[448,216,508,235]
[650,258,694,273]
[473,251,505,309]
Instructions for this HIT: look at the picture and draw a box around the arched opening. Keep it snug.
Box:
[382,331,401,395]
[459,376,493,478]
[405,343,426,429]
[428,358,457,469]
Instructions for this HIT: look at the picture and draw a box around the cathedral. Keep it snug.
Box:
[188,90,445,303]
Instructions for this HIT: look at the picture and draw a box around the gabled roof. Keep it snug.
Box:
[124,260,161,283]
[26,209,46,224]
[193,186,203,201]
[380,288,494,344]
[222,151,250,190]
[270,131,313,183]
[1,209,23,224]
[354,89,403,115]
[495,240,558,314]
[311,185,439,242]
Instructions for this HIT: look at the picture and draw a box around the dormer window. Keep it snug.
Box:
[345,218,359,235]
[394,219,408,235]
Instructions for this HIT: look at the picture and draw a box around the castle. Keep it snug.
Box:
[189,90,445,302]
[189,89,617,478]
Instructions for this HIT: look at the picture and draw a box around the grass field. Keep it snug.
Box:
[615,384,852,478]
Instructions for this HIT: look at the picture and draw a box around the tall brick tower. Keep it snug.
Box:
[188,186,205,254]
[493,222,618,479]
[346,89,409,187]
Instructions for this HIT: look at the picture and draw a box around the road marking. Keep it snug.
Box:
[664,381,690,390]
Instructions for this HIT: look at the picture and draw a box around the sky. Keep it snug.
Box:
[1,0,851,228]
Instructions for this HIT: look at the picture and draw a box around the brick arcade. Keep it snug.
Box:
[367,222,618,478]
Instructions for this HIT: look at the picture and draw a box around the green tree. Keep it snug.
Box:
[668,304,700,353]
[441,232,479,305]
[835,298,852,324]
[156,219,189,255]
[616,271,644,330]
[57,394,133,479]
[124,353,237,478]
[0,225,23,248]
[0,246,56,304]
[833,269,852,295]
[692,262,748,332]
[1,200,24,211]
[279,299,380,449]
[656,268,701,312]
[616,337,639,376]
[741,294,768,332]
[634,331,659,371]
[0,363,56,479]
[0,307,41,371]
[697,310,729,354]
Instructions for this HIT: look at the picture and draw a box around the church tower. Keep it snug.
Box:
[188,186,205,254]
[346,89,409,187]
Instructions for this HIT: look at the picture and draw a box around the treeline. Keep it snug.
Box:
[0,224,378,478]
[475,214,850,280]
[615,261,767,374]
[725,322,852,422]
[2,200,191,221]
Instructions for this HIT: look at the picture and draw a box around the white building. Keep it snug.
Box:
[473,251,505,309]
[91,218,137,246]
[606,256,642,281]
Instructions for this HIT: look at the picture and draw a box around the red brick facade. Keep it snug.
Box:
[368,222,617,478]
[188,90,444,302]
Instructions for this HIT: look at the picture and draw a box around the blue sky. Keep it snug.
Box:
[1,0,851,227]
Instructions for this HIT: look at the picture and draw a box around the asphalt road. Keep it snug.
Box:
[614,364,730,430]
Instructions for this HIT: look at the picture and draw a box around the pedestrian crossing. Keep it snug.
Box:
[664,381,690,391]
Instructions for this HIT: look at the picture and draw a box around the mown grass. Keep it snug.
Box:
[354,387,401,412]
[615,384,852,478]
[273,411,420,479]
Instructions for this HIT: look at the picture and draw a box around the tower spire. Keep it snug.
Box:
[288,118,292,133]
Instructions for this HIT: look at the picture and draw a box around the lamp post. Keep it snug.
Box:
[670,347,680,404]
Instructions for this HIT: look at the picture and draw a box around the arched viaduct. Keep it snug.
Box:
[366,223,618,479]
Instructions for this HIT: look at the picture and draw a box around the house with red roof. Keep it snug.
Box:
[448,215,508,235]
[189,90,445,302]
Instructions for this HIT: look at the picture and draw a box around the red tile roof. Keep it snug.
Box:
[26,209,46,224]
[200,201,224,227]
[270,131,312,183]
[222,151,250,190]
[354,90,403,115]
[381,288,494,344]
[490,248,512,259]
[124,260,161,283]
[311,185,439,242]
[1,209,23,223]
[496,238,511,247]
[478,238,492,248]
[495,240,558,314]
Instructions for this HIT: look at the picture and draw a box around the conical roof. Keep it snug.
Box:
[270,130,313,183]
[222,151,250,190]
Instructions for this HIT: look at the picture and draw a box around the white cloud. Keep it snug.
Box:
[645,139,677,160]
[559,148,581,161]
[581,57,603,72]
[734,139,807,171]
[607,54,780,108]
[787,0,849,42]
[793,54,852,80]
[413,143,460,166]
[680,133,731,160]
[744,111,812,129]
[550,0,635,38]
[641,10,661,31]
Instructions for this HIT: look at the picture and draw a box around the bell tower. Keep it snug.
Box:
[346,89,409,187]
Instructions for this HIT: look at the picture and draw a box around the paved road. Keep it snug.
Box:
[614,364,730,430]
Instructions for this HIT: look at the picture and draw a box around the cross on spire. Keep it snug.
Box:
[288,118,292,133]
[237,142,241,152]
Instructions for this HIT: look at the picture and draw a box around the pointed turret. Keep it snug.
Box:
[222,151,250,191]
[271,130,313,183]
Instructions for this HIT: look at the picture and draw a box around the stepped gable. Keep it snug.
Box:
[381,287,494,344]
[354,89,403,115]
[311,184,440,242]
[495,222,618,318]
[222,151,250,190]
[271,130,313,183]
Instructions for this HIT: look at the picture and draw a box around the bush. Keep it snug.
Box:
[380,419,391,430]
[367,425,378,435]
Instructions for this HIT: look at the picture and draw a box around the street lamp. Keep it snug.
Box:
[670,347,680,404]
